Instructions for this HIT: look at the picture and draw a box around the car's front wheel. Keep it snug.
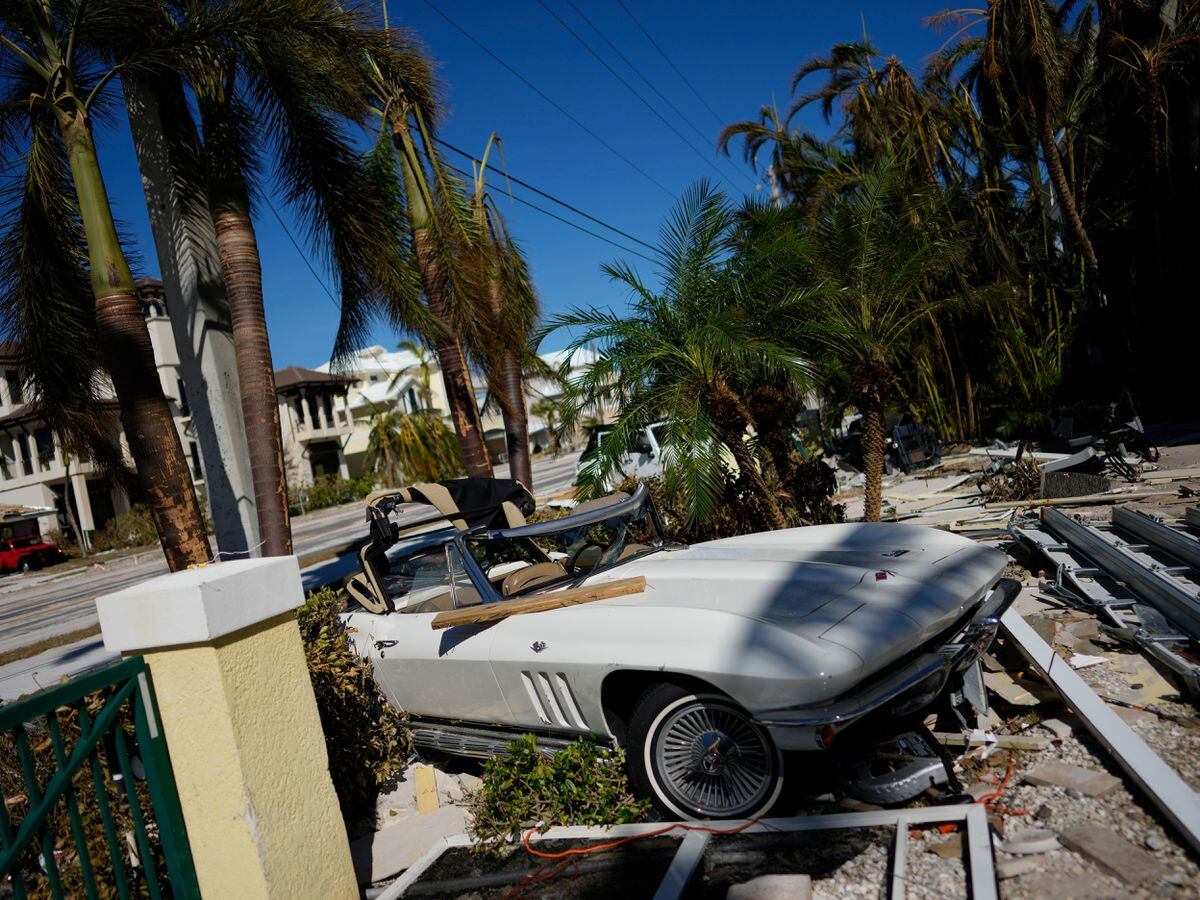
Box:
[627,683,784,820]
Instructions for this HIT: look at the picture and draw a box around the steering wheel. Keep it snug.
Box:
[567,540,608,573]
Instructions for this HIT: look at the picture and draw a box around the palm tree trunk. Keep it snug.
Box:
[210,204,292,555]
[392,122,492,477]
[709,378,787,531]
[860,397,886,523]
[489,281,533,490]
[1040,114,1100,277]
[62,116,208,571]
[723,428,788,532]
[411,231,493,477]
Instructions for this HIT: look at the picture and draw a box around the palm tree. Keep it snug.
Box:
[463,135,539,490]
[0,0,209,570]
[150,0,428,556]
[530,396,564,453]
[798,162,966,522]
[391,339,435,409]
[970,0,1101,277]
[356,37,493,477]
[366,407,462,486]
[545,182,809,530]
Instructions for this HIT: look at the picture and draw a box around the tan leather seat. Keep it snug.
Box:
[502,562,568,596]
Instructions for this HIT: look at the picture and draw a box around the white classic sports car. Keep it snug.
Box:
[342,478,1016,820]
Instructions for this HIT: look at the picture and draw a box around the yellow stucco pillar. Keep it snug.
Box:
[96,557,357,899]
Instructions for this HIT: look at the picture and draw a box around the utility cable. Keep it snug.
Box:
[419,0,674,199]
[614,0,728,129]
[535,0,738,191]
[263,196,342,311]
[440,159,657,264]
[561,0,753,187]
[433,137,658,253]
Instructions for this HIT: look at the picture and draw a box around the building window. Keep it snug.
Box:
[6,370,22,406]
[189,441,203,480]
[177,378,191,417]
[322,394,334,428]
[294,397,305,426]
[20,434,34,475]
[306,394,319,427]
[369,375,379,383]
[33,427,54,470]
[408,387,418,411]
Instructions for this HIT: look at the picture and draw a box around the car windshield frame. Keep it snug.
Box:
[364,483,673,612]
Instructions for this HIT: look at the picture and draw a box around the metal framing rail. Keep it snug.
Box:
[1001,608,1200,856]
[1113,506,1200,569]
[1010,521,1200,695]
[1041,507,1200,639]
[377,805,998,899]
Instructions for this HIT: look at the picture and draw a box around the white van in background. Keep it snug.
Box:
[575,422,666,487]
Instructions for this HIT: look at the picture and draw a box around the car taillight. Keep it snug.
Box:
[818,725,836,748]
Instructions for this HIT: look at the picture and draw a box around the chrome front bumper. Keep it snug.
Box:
[756,578,1020,750]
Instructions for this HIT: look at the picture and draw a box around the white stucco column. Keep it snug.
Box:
[124,74,261,560]
[70,473,95,533]
[95,558,357,899]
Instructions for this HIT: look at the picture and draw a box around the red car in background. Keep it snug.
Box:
[0,535,63,574]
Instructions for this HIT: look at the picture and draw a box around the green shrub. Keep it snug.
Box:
[288,473,376,516]
[89,504,158,552]
[616,462,843,544]
[470,735,648,851]
[297,588,410,834]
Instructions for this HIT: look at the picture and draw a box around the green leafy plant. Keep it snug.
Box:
[297,588,410,833]
[288,473,376,517]
[470,735,648,851]
[88,505,159,553]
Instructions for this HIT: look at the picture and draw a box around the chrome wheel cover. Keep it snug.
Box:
[652,698,775,818]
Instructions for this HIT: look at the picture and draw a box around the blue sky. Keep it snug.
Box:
[95,0,954,368]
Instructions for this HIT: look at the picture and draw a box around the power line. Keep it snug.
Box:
[561,0,753,187]
[441,159,657,265]
[615,0,728,129]
[419,0,674,199]
[534,0,738,191]
[263,197,342,311]
[433,137,658,253]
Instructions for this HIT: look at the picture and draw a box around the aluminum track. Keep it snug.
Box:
[379,804,998,900]
[1011,518,1200,697]
[1042,507,1200,639]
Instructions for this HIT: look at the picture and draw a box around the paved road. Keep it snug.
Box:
[0,450,581,660]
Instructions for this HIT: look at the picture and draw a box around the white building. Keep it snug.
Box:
[0,279,203,544]
[273,365,355,486]
[316,344,601,477]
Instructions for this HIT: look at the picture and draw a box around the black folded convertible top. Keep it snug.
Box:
[412,477,535,529]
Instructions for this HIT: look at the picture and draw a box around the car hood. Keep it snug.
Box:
[603,523,1007,679]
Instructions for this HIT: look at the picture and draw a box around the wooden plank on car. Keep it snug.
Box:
[430,576,646,630]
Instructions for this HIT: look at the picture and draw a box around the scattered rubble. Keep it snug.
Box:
[354,439,1200,897]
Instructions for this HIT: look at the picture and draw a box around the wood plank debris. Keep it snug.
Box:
[431,576,646,629]
[933,731,1050,751]
[1022,761,1122,797]
[1058,824,1171,886]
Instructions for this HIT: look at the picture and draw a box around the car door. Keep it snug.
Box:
[354,544,514,724]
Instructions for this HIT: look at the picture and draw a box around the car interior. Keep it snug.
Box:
[344,480,659,615]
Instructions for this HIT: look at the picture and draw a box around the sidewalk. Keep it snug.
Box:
[0,541,365,701]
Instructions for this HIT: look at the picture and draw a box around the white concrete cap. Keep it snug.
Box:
[96,556,304,653]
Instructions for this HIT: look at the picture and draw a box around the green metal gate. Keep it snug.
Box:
[0,656,200,898]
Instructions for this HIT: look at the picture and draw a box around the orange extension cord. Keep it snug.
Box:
[505,752,1030,897]
[504,817,763,898]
